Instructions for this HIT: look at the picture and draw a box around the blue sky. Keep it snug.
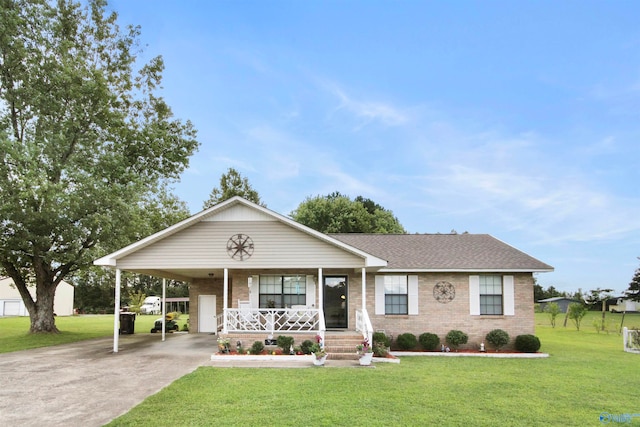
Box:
[109,0,640,295]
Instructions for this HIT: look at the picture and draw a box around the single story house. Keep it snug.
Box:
[94,197,553,352]
[608,297,638,313]
[537,297,581,313]
[0,276,75,316]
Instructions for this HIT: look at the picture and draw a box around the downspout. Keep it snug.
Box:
[113,269,121,353]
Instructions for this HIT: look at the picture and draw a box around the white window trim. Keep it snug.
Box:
[375,275,419,315]
[469,274,514,316]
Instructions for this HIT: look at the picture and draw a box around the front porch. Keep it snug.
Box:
[214,305,374,359]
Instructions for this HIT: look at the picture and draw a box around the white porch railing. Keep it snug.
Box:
[355,308,373,345]
[222,308,324,335]
[623,327,640,353]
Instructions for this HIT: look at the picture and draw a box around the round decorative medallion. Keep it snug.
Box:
[433,281,455,303]
[226,234,254,261]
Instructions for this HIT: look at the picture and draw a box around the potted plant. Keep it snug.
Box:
[356,338,374,365]
[310,334,327,365]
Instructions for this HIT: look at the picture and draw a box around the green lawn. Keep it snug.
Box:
[105,312,640,427]
[2,312,640,426]
[0,314,187,353]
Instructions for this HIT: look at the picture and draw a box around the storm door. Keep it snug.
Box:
[323,276,348,329]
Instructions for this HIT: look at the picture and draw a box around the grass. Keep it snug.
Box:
[0,314,188,353]
[3,312,640,426]
[104,312,640,427]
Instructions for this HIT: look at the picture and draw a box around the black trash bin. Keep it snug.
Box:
[119,312,136,334]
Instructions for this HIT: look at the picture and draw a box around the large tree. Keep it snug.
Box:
[203,167,264,209]
[290,192,406,234]
[0,0,199,333]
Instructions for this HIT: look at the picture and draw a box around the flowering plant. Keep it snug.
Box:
[217,336,230,353]
[310,334,326,359]
[356,338,373,355]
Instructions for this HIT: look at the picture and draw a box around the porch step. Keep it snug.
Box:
[220,331,365,357]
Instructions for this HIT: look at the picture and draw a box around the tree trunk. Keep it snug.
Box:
[29,279,59,333]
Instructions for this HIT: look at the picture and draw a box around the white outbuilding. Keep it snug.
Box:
[0,276,75,316]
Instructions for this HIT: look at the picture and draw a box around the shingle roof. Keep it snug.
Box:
[330,233,553,272]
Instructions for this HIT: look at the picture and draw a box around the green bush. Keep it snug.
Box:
[250,341,265,354]
[300,340,314,355]
[396,333,418,350]
[372,331,391,347]
[445,330,468,349]
[373,342,388,357]
[418,332,440,351]
[276,335,294,353]
[485,329,510,351]
[514,334,541,353]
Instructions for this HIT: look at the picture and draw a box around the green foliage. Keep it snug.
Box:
[395,333,418,350]
[544,302,561,328]
[0,0,198,333]
[418,332,440,351]
[625,258,640,302]
[373,342,388,357]
[514,334,541,353]
[567,303,588,331]
[300,340,314,355]
[485,329,510,350]
[127,290,146,314]
[250,341,264,355]
[276,335,295,353]
[290,192,405,234]
[445,330,468,349]
[372,331,391,347]
[203,167,264,209]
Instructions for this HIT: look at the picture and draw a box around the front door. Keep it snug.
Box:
[323,276,348,329]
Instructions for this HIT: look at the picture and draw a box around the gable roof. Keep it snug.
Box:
[330,233,554,272]
[94,196,387,271]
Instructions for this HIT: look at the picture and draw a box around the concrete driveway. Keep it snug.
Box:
[0,333,216,427]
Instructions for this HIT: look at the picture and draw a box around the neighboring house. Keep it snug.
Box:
[537,297,581,313]
[95,197,553,350]
[609,297,638,313]
[0,276,75,316]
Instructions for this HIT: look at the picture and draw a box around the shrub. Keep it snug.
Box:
[372,331,391,347]
[485,329,510,351]
[373,342,388,357]
[276,335,294,353]
[418,332,440,351]
[396,333,418,350]
[445,330,468,349]
[250,341,264,354]
[300,340,314,355]
[514,334,541,353]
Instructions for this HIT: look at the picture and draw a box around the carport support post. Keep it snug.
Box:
[161,278,166,341]
[113,269,121,353]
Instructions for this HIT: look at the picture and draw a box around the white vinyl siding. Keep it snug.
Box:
[117,221,365,270]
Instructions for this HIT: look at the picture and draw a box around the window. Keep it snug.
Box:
[384,275,408,315]
[479,275,503,315]
[259,275,306,308]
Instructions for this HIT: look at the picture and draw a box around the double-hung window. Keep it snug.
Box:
[479,275,503,315]
[384,275,408,315]
[259,275,306,308]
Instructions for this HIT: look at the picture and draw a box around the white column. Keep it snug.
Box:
[223,268,229,334]
[161,278,166,341]
[361,267,366,312]
[113,269,121,353]
[317,268,323,312]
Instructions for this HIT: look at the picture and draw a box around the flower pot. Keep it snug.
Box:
[359,352,374,366]
[313,354,327,366]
